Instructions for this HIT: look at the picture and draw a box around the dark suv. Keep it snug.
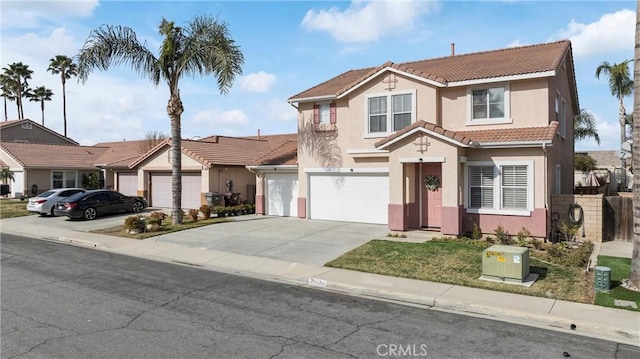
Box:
[53,189,148,220]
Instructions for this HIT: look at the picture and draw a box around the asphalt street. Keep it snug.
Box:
[2,234,638,359]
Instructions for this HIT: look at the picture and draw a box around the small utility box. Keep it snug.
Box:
[594,266,611,293]
[482,245,530,283]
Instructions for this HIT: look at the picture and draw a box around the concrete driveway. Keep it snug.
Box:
[152,216,390,266]
[1,213,390,266]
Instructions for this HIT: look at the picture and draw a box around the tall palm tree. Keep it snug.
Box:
[28,86,54,126]
[0,167,15,183]
[630,2,640,289]
[596,60,634,148]
[1,62,33,119]
[574,108,601,145]
[0,74,16,121]
[76,15,243,224]
[48,55,78,137]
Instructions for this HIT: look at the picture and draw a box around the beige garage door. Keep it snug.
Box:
[150,172,201,209]
[117,172,138,196]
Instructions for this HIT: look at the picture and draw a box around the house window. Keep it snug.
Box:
[365,90,415,136]
[313,103,336,126]
[467,85,510,124]
[467,161,532,214]
[21,122,32,129]
[560,99,566,138]
[555,94,559,122]
[52,171,77,188]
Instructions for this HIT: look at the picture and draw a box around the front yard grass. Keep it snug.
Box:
[0,199,34,219]
[326,239,593,304]
[594,256,640,312]
[91,216,233,239]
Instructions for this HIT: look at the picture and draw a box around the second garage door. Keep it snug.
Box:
[308,173,388,224]
[265,172,298,217]
[151,172,201,209]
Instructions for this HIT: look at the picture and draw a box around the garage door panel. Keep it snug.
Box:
[266,173,298,217]
[117,172,137,196]
[309,174,388,224]
[151,173,201,209]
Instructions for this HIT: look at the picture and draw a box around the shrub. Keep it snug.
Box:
[531,238,544,250]
[199,204,212,219]
[124,215,145,232]
[516,227,531,242]
[146,216,161,225]
[557,220,579,242]
[187,209,199,221]
[546,243,566,258]
[574,154,597,172]
[214,206,227,217]
[493,224,511,245]
[149,211,167,224]
[471,224,482,240]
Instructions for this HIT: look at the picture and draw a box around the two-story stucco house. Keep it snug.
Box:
[258,40,577,239]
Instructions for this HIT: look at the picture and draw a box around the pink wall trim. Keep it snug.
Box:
[388,204,406,230]
[255,194,265,215]
[441,206,461,235]
[461,208,548,238]
[298,197,306,218]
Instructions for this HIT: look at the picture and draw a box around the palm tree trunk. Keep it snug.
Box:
[168,92,184,224]
[620,99,627,147]
[630,2,640,289]
[40,100,44,126]
[62,78,67,137]
[3,97,7,121]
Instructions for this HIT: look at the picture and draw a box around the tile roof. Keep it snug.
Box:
[93,140,153,168]
[130,136,275,168]
[578,150,623,168]
[375,120,558,149]
[290,40,571,101]
[249,138,298,166]
[0,142,107,168]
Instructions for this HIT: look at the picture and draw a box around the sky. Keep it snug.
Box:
[0,0,635,152]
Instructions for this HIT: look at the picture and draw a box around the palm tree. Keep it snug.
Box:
[0,74,16,121]
[76,15,244,224]
[48,55,78,137]
[629,3,640,290]
[596,60,634,148]
[1,62,33,119]
[574,108,601,145]
[0,167,14,183]
[28,86,54,126]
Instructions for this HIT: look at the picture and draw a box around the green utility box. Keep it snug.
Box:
[482,245,530,283]
[594,266,611,293]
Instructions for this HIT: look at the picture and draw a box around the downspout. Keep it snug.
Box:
[542,142,548,239]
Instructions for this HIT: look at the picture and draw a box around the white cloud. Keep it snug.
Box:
[266,99,296,122]
[555,9,634,58]
[0,0,98,29]
[301,0,439,43]
[239,71,277,92]
[506,39,524,48]
[191,109,250,126]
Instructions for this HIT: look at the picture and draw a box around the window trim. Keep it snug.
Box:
[466,83,511,126]
[51,170,78,189]
[464,160,533,216]
[21,122,32,129]
[363,89,416,138]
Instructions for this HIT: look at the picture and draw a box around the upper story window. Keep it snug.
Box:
[21,122,32,129]
[313,103,336,126]
[555,93,566,138]
[467,84,510,125]
[365,90,415,137]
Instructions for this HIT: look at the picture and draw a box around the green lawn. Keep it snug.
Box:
[326,239,592,303]
[594,256,640,312]
[0,198,34,219]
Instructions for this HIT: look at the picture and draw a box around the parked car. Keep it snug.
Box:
[53,189,148,220]
[26,188,86,216]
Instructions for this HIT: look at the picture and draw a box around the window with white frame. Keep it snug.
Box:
[21,122,32,129]
[319,103,330,124]
[560,98,566,138]
[52,171,77,188]
[470,86,507,122]
[313,103,336,125]
[365,90,415,135]
[467,161,532,214]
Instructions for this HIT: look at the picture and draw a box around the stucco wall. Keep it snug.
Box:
[0,125,73,145]
[551,194,603,243]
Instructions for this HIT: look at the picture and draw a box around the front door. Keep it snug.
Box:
[421,163,442,228]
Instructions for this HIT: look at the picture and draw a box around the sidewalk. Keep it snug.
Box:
[2,220,639,346]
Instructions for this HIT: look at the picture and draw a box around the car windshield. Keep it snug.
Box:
[37,191,56,198]
[63,191,90,202]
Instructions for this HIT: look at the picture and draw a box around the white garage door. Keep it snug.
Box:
[266,173,298,217]
[117,172,137,196]
[151,172,201,209]
[308,173,388,224]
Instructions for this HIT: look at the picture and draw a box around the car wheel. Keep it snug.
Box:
[132,201,144,213]
[83,207,97,220]
[39,212,47,217]
[50,207,56,217]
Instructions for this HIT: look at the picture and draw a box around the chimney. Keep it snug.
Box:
[257,129,261,140]
[451,43,455,56]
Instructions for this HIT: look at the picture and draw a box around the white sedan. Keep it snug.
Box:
[26,188,86,216]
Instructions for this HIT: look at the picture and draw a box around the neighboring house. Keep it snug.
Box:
[93,140,154,196]
[274,40,577,238]
[0,119,78,145]
[0,142,106,198]
[128,135,294,210]
[575,150,631,192]
[247,137,298,216]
